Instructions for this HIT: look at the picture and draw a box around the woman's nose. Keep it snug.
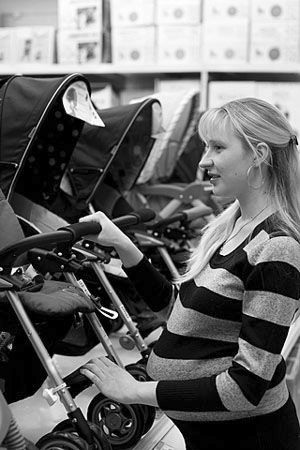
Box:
[199,157,214,170]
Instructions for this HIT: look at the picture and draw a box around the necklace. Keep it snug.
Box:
[220,205,270,252]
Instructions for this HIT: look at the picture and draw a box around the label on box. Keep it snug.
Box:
[250,21,300,63]
[157,25,201,64]
[251,0,300,21]
[203,0,250,21]
[57,30,102,64]
[110,0,155,26]
[112,26,155,64]
[156,0,202,24]
[13,26,55,64]
[203,19,249,63]
[58,0,102,30]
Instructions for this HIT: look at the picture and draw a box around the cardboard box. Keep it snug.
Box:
[112,26,156,64]
[208,81,257,107]
[157,25,201,65]
[203,0,250,21]
[58,0,102,30]
[0,28,14,64]
[203,19,249,64]
[256,82,300,135]
[13,26,55,64]
[91,84,120,109]
[251,0,300,21]
[110,0,155,27]
[250,21,300,64]
[57,29,102,64]
[155,78,200,92]
[156,0,202,25]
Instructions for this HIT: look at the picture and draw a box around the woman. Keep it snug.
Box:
[80,98,300,449]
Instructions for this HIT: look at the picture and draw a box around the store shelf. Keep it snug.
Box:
[2,63,300,77]
[0,63,203,76]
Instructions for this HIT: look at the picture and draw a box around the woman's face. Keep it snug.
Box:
[199,123,254,200]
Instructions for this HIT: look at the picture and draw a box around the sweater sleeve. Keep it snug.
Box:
[123,256,173,312]
[155,236,300,412]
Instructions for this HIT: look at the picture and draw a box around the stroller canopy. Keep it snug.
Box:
[0,73,92,209]
[66,97,161,207]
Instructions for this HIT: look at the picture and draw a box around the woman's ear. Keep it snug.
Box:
[255,142,270,164]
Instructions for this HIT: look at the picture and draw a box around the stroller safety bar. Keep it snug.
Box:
[150,203,213,230]
[112,207,156,228]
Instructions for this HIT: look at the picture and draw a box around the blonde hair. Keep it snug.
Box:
[179,97,300,283]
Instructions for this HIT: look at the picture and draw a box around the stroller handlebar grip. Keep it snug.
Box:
[58,222,102,242]
[0,222,102,269]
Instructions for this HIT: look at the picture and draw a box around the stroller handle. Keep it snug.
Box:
[0,222,101,269]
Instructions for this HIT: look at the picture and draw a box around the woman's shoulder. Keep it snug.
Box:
[245,229,300,270]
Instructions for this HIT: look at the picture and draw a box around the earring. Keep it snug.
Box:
[247,164,265,190]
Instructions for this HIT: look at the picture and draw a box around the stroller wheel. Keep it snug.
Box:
[52,420,111,450]
[87,393,145,449]
[125,363,156,436]
[36,431,89,450]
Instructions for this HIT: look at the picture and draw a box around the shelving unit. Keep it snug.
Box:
[1,63,300,110]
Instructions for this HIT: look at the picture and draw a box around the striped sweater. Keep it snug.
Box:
[124,221,300,423]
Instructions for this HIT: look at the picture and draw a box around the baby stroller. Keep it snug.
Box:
[127,89,218,218]
[0,74,164,355]
[66,90,213,277]
[0,182,113,449]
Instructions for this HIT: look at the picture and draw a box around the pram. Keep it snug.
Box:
[0,186,157,449]
[126,89,219,219]
[64,90,214,277]
[0,74,166,363]
[0,187,113,449]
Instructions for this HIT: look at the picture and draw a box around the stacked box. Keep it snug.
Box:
[251,0,300,21]
[110,0,155,27]
[57,29,101,64]
[91,84,120,109]
[203,19,249,64]
[13,26,55,64]
[156,25,201,65]
[250,0,300,64]
[250,21,299,64]
[156,0,202,25]
[256,82,300,135]
[112,26,156,65]
[202,0,250,21]
[0,28,14,64]
[208,81,257,107]
[57,0,102,64]
[58,0,102,30]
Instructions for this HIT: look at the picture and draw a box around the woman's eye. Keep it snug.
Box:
[215,145,222,151]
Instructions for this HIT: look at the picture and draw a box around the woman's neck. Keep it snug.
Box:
[237,193,274,222]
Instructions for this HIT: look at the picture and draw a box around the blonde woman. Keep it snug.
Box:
[80,98,300,450]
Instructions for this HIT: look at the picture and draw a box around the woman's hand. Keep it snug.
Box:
[79,211,144,268]
[80,356,159,407]
[79,211,126,248]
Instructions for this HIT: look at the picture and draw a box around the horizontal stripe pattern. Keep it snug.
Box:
[126,226,300,423]
[243,291,298,326]
[167,297,241,341]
